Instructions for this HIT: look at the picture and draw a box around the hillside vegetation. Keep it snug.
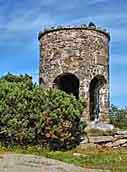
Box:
[110,104,127,130]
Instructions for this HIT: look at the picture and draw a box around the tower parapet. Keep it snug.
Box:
[38,23,110,41]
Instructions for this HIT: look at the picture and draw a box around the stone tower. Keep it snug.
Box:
[38,24,110,121]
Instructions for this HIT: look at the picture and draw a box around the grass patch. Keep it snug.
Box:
[1,145,127,171]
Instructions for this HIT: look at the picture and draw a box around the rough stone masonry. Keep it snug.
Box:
[38,23,110,122]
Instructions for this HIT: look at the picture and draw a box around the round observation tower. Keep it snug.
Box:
[38,23,110,121]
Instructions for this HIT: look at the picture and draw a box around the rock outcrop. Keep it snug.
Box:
[0,154,111,172]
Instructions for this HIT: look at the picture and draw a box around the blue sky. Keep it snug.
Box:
[0,0,127,106]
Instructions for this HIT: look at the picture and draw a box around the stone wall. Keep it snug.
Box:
[38,25,110,121]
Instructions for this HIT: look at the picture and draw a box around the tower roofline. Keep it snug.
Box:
[38,24,110,41]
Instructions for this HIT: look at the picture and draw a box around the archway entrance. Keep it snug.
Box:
[53,73,80,99]
[89,75,106,121]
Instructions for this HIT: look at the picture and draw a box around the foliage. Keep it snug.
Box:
[110,104,127,129]
[0,74,86,150]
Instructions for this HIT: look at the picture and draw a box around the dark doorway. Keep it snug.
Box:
[39,77,45,85]
[53,73,80,99]
[89,75,106,121]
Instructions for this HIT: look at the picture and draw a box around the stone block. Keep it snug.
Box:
[112,139,127,147]
[89,136,113,144]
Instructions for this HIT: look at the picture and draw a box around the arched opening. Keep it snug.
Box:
[53,73,80,99]
[89,75,106,121]
[39,77,45,85]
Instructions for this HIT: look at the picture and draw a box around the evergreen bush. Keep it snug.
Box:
[0,74,86,150]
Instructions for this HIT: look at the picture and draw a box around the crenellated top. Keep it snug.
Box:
[38,23,110,41]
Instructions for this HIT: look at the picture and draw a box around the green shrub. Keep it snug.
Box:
[0,74,86,150]
[110,105,127,129]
